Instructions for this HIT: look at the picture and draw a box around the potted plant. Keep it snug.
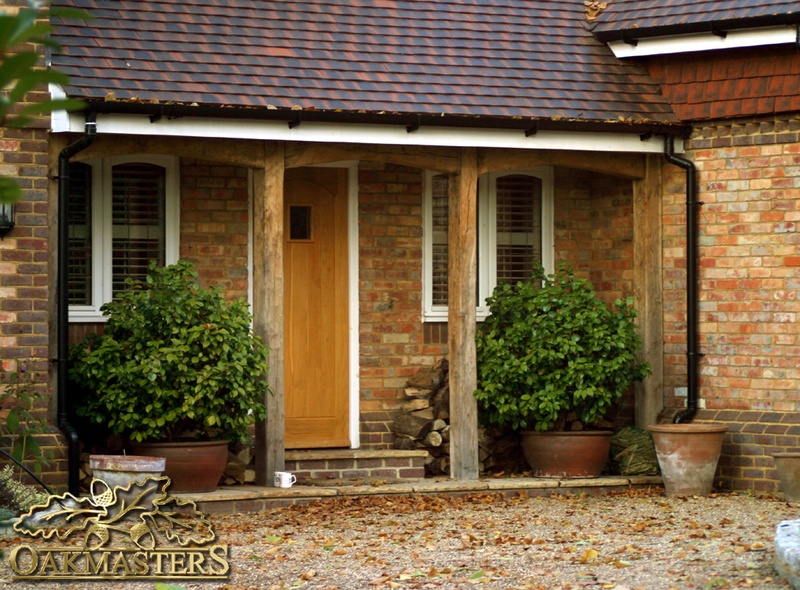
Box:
[474,265,650,477]
[70,261,269,493]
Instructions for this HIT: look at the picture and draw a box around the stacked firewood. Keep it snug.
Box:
[390,359,528,476]
[391,359,452,475]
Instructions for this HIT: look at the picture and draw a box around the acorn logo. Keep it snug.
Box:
[10,476,229,580]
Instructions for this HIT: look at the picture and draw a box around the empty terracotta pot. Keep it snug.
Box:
[649,423,727,496]
[89,454,166,490]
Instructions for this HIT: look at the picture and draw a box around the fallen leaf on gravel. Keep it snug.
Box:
[300,569,316,580]
[6,491,795,590]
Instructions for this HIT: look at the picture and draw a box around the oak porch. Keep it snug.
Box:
[60,135,664,484]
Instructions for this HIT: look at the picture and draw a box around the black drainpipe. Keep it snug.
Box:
[664,135,701,424]
[56,111,96,494]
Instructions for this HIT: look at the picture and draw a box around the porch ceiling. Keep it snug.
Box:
[51,0,683,133]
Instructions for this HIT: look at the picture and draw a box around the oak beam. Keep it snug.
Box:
[633,154,664,427]
[285,142,461,174]
[448,147,480,480]
[478,149,646,179]
[253,141,286,485]
[72,135,267,168]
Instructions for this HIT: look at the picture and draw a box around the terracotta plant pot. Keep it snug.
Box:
[772,453,800,502]
[132,440,228,493]
[520,430,612,478]
[649,423,727,496]
[89,454,166,490]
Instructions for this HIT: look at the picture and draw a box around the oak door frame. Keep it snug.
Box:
[248,161,360,449]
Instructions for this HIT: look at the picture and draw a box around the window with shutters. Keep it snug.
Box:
[422,168,553,321]
[68,155,179,321]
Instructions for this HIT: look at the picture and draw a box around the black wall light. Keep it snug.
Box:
[0,201,15,239]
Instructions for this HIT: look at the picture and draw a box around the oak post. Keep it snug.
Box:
[448,147,480,480]
[633,154,665,427]
[254,141,285,485]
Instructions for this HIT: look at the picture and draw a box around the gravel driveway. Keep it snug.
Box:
[1,487,796,589]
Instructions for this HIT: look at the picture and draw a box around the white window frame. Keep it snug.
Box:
[422,167,554,322]
[68,155,180,322]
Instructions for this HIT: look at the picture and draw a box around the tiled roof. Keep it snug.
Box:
[50,0,680,129]
[594,1,800,40]
[647,46,800,120]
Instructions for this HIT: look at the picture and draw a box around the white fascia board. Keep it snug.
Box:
[53,111,681,154]
[49,84,71,131]
[609,25,797,58]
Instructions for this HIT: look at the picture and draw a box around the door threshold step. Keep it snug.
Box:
[285,449,427,483]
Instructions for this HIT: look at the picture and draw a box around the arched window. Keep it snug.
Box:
[67,156,179,321]
[422,168,554,321]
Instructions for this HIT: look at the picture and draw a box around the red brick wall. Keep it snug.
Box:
[0,13,67,488]
[554,168,635,307]
[662,115,800,491]
[357,162,440,447]
[180,159,250,300]
[647,46,800,121]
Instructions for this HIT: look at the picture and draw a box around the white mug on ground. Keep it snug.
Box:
[274,471,297,488]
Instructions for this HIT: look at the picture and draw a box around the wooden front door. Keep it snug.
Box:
[284,168,350,448]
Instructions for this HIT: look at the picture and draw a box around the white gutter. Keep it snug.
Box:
[609,24,797,58]
[52,111,682,154]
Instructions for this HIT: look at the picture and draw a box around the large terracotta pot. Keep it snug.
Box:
[649,423,727,496]
[520,430,612,478]
[772,453,800,502]
[132,440,228,493]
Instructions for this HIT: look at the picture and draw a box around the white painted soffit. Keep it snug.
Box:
[608,24,797,58]
[52,111,683,154]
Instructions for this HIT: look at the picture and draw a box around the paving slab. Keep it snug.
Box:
[411,480,490,493]
[174,476,664,513]
[558,477,631,488]
[485,477,559,490]
[338,483,417,496]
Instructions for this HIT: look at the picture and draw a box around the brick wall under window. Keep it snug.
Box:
[357,162,440,447]
[180,159,250,300]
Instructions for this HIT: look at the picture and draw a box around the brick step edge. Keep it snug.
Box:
[286,450,428,482]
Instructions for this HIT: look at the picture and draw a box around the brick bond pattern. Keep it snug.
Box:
[180,159,250,300]
[284,450,426,483]
[357,162,441,447]
[662,116,800,492]
[0,15,67,487]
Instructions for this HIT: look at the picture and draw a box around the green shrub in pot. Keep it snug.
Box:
[474,265,650,433]
[70,260,269,444]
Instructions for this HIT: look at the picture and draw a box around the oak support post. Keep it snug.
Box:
[633,154,665,428]
[448,147,480,480]
[254,141,285,486]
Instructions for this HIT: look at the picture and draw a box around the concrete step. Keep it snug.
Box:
[285,449,428,483]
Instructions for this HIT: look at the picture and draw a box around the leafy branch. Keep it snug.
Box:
[0,1,89,203]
